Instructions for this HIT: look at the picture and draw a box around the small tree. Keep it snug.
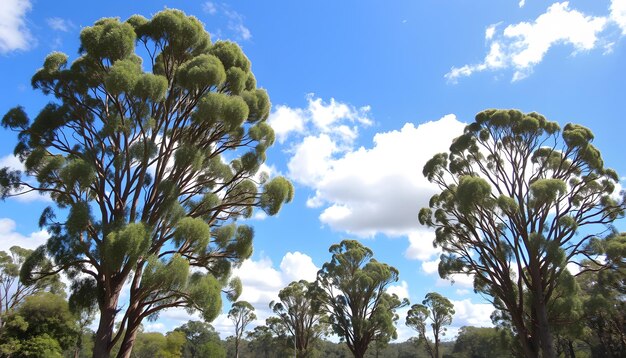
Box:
[269,280,327,357]
[577,231,625,357]
[0,292,78,357]
[0,246,62,327]
[419,109,625,357]
[315,240,408,358]
[1,9,293,358]
[228,300,256,358]
[175,320,224,358]
[406,292,454,358]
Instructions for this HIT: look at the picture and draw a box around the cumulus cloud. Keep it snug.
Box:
[450,299,494,328]
[0,218,48,252]
[290,114,464,238]
[0,0,33,54]
[273,96,465,271]
[446,1,626,82]
[611,0,626,33]
[421,257,440,275]
[268,94,372,144]
[387,280,410,301]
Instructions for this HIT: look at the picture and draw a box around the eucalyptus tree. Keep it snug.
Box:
[406,292,454,358]
[0,9,293,358]
[419,109,625,357]
[577,231,625,357]
[0,246,62,328]
[269,280,327,357]
[315,240,408,358]
[228,300,256,358]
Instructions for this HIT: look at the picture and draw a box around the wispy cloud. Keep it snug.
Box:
[46,17,72,32]
[202,2,252,41]
[203,1,217,15]
[446,1,626,83]
[0,0,33,54]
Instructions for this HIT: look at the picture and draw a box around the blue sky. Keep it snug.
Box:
[1,0,625,341]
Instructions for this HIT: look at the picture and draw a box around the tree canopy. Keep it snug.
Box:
[0,9,293,358]
[419,109,625,358]
[406,292,454,358]
[268,279,327,357]
[0,292,78,357]
[315,240,408,358]
[228,300,256,358]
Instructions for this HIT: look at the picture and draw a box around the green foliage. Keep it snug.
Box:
[316,240,408,358]
[268,280,327,356]
[452,326,514,358]
[420,109,625,358]
[406,292,455,358]
[0,245,63,329]
[130,331,186,358]
[575,232,626,357]
[229,301,256,358]
[0,293,78,357]
[0,8,294,357]
[175,321,224,358]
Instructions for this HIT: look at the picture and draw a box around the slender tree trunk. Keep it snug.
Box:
[92,290,122,358]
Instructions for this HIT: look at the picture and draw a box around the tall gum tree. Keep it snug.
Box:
[0,10,293,358]
[419,109,624,358]
[269,280,327,357]
[315,240,408,358]
[406,292,454,358]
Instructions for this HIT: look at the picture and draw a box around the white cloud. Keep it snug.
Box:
[421,257,440,274]
[0,0,33,54]
[46,17,71,32]
[407,231,442,261]
[450,299,494,328]
[287,134,336,186]
[268,105,307,143]
[0,218,48,252]
[276,97,464,265]
[269,95,372,144]
[611,0,626,34]
[485,23,498,40]
[437,273,475,289]
[387,280,410,301]
[297,115,464,238]
[519,0,526,8]
[279,251,319,283]
[446,1,619,82]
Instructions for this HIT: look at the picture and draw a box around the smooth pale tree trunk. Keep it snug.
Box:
[92,289,122,358]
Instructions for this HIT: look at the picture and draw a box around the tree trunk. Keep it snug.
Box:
[533,288,556,358]
[116,315,142,358]
[92,290,122,358]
